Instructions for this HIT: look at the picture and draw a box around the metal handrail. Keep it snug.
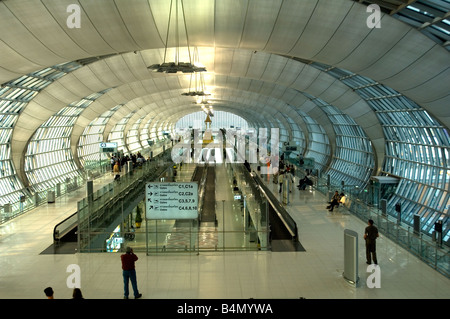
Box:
[251,171,298,239]
[53,211,78,242]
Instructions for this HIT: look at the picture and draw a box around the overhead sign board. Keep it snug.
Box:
[145,182,198,220]
[100,142,117,148]
[99,142,118,153]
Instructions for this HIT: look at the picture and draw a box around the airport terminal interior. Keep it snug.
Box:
[0,0,449,300]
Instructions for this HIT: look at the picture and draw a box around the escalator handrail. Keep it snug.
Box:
[53,211,77,242]
[251,171,298,240]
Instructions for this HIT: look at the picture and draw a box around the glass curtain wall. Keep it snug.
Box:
[297,110,330,172]
[25,89,111,193]
[126,117,144,154]
[282,115,306,157]
[311,62,449,243]
[0,62,82,206]
[175,111,249,131]
[108,111,136,154]
[392,0,450,51]
[139,120,153,145]
[77,104,122,172]
[314,100,375,189]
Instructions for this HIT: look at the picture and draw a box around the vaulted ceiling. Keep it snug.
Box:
[1,0,449,177]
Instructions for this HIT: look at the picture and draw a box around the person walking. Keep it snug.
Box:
[288,171,294,193]
[278,172,284,193]
[364,219,379,265]
[121,246,142,299]
[113,161,120,181]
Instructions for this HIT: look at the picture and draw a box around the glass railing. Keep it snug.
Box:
[143,162,270,254]
[77,159,271,254]
[1,174,87,224]
[77,150,174,252]
[297,167,449,278]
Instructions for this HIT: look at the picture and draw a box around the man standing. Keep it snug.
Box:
[364,219,379,265]
[121,246,142,299]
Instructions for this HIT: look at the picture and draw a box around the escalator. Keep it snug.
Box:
[246,168,305,252]
[268,203,305,252]
[40,211,78,254]
[200,166,216,225]
[188,164,217,225]
[46,151,173,254]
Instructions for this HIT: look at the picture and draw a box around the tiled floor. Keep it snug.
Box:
[0,164,449,300]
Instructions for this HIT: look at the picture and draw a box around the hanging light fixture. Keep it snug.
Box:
[148,0,206,73]
[181,47,210,96]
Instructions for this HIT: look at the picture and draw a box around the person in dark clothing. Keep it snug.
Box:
[244,160,251,172]
[121,246,142,299]
[72,288,84,299]
[44,287,54,299]
[326,191,340,211]
[298,176,312,190]
[364,219,379,265]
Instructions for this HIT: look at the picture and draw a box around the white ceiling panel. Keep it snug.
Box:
[245,52,271,79]
[288,0,354,59]
[121,52,153,80]
[0,2,64,69]
[417,93,450,121]
[104,55,139,84]
[54,73,94,99]
[311,3,373,65]
[87,60,123,87]
[80,0,140,52]
[114,0,164,50]
[214,0,246,47]
[361,31,435,83]
[0,40,43,75]
[6,0,88,59]
[115,85,142,103]
[181,0,215,46]
[304,72,337,98]
[259,54,287,83]
[70,67,111,93]
[381,46,450,93]
[263,0,318,54]
[336,16,411,74]
[277,59,307,87]
[228,50,252,77]
[42,0,116,56]
[42,81,81,104]
[291,65,321,92]
[238,0,282,50]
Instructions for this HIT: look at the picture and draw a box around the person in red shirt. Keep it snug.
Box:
[121,247,142,299]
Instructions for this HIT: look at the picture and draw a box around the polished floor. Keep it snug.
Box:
[0,163,449,300]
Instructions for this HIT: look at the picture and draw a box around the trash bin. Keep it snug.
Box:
[3,203,12,215]
[47,191,55,203]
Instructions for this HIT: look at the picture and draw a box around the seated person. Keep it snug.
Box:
[327,191,340,211]
[339,193,346,205]
[297,176,312,190]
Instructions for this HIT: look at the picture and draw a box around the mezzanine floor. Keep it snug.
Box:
[0,163,449,300]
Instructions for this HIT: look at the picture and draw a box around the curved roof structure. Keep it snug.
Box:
[0,0,448,241]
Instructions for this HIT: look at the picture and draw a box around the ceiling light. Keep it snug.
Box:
[147,0,207,74]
